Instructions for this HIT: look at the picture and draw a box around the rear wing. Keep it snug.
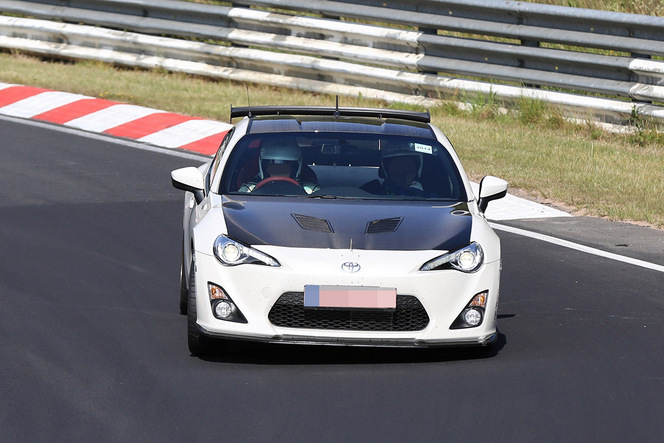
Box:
[230,105,430,123]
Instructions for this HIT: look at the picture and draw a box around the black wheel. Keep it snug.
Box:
[179,242,188,315]
[187,261,211,356]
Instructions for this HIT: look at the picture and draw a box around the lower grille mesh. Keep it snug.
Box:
[268,292,429,331]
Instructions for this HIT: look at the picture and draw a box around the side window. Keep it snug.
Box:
[206,128,234,193]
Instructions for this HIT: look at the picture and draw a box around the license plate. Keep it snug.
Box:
[304,285,397,309]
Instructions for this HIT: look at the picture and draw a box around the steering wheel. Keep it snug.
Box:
[254,176,300,190]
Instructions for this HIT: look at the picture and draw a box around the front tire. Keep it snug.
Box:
[187,262,211,356]
[179,242,188,315]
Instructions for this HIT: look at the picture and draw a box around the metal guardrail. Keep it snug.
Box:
[1,0,663,125]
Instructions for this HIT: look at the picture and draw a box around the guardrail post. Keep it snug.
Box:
[631,52,653,104]
[229,3,250,49]
[520,39,540,89]
[417,26,439,97]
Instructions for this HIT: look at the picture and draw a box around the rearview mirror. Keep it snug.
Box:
[171,167,205,204]
[478,176,508,213]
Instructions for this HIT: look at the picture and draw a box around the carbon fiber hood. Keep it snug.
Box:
[221,195,472,251]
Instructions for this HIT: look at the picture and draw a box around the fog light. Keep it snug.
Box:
[215,301,233,319]
[464,308,482,326]
[206,283,248,323]
[451,291,489,329]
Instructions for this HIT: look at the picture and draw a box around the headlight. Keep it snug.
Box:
[213,235,280,267]
[420,242,484,273]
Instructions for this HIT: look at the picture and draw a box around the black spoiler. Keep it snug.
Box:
[230,105,430,123]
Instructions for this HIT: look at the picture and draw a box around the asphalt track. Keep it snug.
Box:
[1,116,663,442]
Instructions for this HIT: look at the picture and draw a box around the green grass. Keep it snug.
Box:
[1,52,662,228]
[187,0,664,15]
[533,0,664,15]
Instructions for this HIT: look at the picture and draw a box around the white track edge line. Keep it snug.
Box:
[490,222,664,273]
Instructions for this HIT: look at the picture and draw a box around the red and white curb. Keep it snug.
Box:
[0,82,569,220]
[0,82,231,155]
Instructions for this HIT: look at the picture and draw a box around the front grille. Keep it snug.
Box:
[268,292,429,331]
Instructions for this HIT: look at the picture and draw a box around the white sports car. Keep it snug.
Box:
[171,106,508,355]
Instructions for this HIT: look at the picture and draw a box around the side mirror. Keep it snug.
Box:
[478,176,508,213]
[171,167,205,204]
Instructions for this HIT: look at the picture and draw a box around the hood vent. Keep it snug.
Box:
[366,217,403,234]
[292,214,333,233]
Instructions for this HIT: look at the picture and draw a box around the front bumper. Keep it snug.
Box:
[192,247,501,346]
[197,324,497,348]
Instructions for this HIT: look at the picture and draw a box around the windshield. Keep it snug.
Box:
[219,132,467,201]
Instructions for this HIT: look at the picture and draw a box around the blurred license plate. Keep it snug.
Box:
[304,285,397,309]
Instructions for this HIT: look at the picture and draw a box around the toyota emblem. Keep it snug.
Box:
[341,262,361,273]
